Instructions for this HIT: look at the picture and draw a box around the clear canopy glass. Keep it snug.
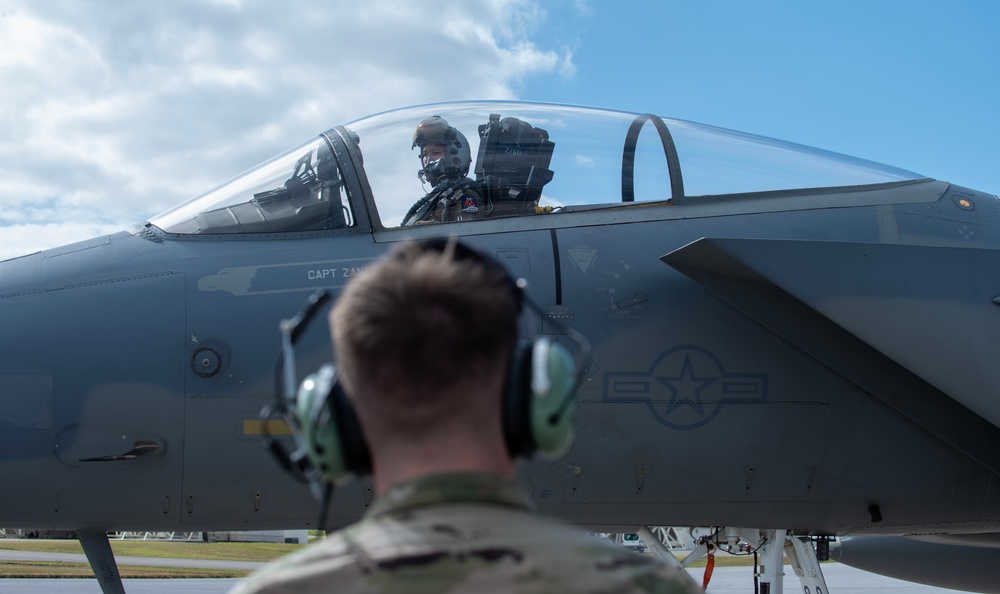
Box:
[150,101,923,234]
[151,136,352,234]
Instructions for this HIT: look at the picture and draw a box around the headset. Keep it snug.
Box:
[263,238,590,503]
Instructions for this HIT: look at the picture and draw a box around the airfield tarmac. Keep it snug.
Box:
[0,562,970,593]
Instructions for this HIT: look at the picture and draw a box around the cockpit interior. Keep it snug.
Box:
[148,101,924,236]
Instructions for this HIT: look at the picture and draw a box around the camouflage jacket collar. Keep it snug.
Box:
[365,472,534,519]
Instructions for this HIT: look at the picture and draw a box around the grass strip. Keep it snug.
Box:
[0,560,249,579]
[0,540,299,562]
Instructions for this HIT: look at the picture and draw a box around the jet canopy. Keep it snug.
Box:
[150,101,923,234]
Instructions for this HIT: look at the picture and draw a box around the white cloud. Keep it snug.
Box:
[558,48,577,79]
[0,222,124,262]
[0,0,573,259]
[572,0,593,17]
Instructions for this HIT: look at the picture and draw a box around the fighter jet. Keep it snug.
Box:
[2,101,998,593]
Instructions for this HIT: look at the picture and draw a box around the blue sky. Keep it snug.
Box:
[526,1,998,194]
[0,0,996,258]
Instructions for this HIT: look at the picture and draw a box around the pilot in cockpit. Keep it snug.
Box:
[401,116,485,226]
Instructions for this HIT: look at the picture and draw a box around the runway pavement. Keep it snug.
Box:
[0,563,972,593]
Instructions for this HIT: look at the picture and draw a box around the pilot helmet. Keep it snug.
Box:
[412,116,471,185]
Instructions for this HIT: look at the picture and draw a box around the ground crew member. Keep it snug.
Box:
[230,239,701,594]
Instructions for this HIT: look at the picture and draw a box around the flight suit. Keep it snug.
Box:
[229,472,702,594]
[402,178,485,226]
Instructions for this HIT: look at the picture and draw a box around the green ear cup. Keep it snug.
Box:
[530,340,577,458]
[297,365,350,484]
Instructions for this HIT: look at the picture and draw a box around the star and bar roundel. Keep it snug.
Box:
[603,344,768,430]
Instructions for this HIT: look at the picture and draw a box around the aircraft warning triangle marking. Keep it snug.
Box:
[567,248,598,273]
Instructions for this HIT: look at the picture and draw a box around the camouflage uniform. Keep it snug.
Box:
[230,472,702,594]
